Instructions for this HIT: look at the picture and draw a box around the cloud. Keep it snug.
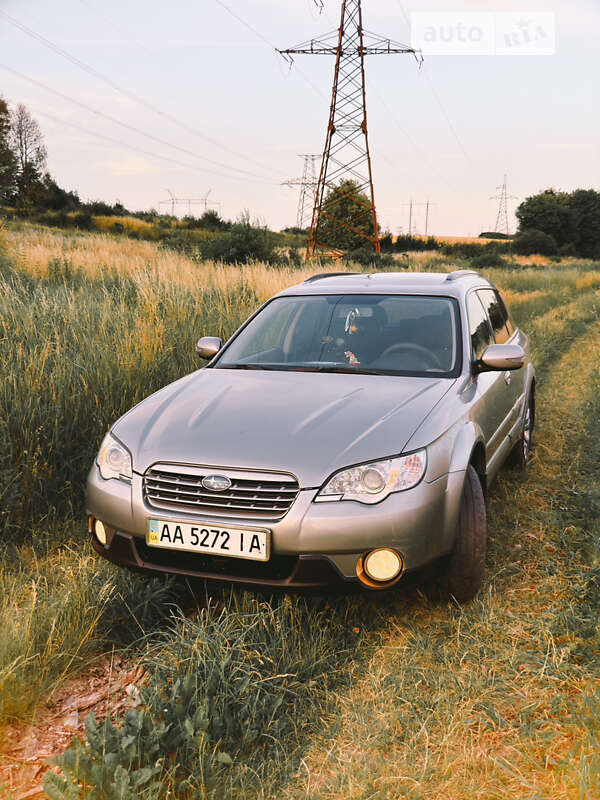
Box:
[96,157,160,177]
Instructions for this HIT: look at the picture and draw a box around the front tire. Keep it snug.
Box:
[438,465,487,603]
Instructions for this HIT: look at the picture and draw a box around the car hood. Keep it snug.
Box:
[113,369,455,487]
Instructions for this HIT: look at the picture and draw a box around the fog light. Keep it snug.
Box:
[94,520,107,546]
[364,548,403,583]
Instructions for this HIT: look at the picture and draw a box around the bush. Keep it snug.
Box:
[72,212,95,231]
[394,235,439,253]
[469,251,509,269]
[513,229,558,256]
[200,218,277,264]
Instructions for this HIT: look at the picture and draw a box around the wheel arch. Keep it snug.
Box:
[441,422,487,551]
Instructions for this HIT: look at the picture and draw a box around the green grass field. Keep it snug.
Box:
[1,223,600,799]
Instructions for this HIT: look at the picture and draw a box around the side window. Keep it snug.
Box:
[496,291,515,338]
[466,292,493,361]
[477,288,511,345]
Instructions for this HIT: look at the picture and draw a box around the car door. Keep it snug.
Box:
[466,290,511,466]
[477,288,524,434]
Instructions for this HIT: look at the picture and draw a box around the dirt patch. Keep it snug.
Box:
[0,656,147,799]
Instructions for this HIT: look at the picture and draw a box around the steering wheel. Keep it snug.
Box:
[378,342,442,370]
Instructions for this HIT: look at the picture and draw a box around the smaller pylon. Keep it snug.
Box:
[491,175,517,235]
[282,155,320,230]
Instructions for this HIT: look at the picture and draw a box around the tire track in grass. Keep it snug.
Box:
[278,316,600,799]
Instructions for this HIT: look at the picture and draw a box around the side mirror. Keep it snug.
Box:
[478,344,526,373]
[196,336,223,360]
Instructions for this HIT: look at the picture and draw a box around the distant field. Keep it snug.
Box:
[402,234,503,244]
[1,222,600,799]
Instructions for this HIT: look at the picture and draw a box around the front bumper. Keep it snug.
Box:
[86,464,463,589]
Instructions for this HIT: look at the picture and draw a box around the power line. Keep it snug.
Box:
[419,69,470,161]
[0,8,276,176]
[212,0,328,101]
[0,64,276,185]
[365,78,455,192]
[32,107,270,185]
[392,0,470,161]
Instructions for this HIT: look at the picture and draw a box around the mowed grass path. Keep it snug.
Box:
[1,224,599,798]
[278,283,600,799]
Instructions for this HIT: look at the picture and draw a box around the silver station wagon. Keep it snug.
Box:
[87,270,535,601]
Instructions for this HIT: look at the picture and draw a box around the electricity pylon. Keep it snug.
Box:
[279,0,422,259]
[491,175,517,235]
[159,188,221,217]
[282,154,320,229]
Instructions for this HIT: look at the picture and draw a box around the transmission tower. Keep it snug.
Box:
[159,188,221,217]
[282,154,320,229]
[491,175,517,235]
[279,1,422,258]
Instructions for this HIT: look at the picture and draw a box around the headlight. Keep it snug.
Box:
[96,433,133,482]
[316,450,426,505]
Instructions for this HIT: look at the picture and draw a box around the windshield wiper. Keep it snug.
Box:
[219,364,382,375]
[305,366,383,376]
[218,364,278,371]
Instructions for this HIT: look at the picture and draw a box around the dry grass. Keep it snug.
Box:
[2,223,325,303]
[92,215,158,236]
[404,235,495,245]
[279,313,600,800]
[2,221,600,799]
[576,271,600,291]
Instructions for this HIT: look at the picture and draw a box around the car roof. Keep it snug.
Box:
[277,270,495,299]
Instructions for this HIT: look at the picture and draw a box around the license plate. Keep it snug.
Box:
[146,519,270,562]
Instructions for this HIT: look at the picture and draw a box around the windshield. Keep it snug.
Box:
[214,294,461,377]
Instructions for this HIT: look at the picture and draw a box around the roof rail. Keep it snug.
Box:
[303,272,364,283]
[445,269,483,282]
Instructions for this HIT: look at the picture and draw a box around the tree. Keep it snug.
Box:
[0,96,16,203]
[9,103,47,206]
[515,189,576,249]
[40,174,80,211]
[570,189,600,259]
[316,180,378,252]
[516,188,600,258]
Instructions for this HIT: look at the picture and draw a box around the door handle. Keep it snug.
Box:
[504,371,511,386]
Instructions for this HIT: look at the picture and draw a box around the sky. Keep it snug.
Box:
[1,0,598,235]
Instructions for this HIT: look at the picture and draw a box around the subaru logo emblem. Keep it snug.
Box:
[202,474,232,492]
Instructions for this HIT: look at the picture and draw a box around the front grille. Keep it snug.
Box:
[143,464,299,521]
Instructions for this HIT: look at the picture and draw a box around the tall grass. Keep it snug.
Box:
[1,222,600,798]
[0,263,260,535]
[0,523,180,721]
[46,594,373,799]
